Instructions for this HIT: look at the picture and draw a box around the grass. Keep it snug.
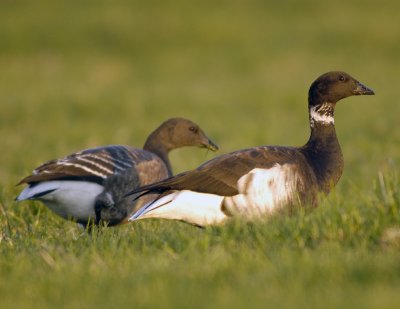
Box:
[1,0,400,308]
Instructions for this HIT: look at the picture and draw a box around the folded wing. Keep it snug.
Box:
[129,146,300,198]
[18,145,157,185]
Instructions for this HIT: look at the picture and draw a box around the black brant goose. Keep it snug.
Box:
[16,118,218,226]
[127,71,374,226]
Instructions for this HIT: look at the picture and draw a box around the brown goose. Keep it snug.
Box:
[16,118,218,226]
[128,71,374,226]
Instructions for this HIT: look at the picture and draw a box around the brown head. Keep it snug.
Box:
[143,117,218,154]
[143,118,218,176]
[308,71,374,107]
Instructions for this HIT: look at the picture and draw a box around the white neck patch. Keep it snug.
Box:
[310,105,334,127]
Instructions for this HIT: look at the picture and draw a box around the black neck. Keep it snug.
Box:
[302,104,343,192]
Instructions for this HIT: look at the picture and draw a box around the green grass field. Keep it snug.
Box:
[1,0,400,308]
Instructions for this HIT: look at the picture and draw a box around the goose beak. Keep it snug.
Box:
[202,138,219,152]
[353,81,375,95]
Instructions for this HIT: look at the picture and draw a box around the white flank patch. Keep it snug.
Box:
[310,105,334,126]
[223,165,298,218]
[129,190,227,226]
[17,181,104,221]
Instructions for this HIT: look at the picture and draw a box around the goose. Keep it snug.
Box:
[16,118,218,226]
[127,71,374,226]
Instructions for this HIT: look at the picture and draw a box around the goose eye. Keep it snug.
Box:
[339,75,345,82]
[189,126,198,133]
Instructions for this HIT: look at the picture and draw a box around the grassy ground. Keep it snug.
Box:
[1,0,400,308]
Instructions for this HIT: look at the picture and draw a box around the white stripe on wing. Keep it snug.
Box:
[55,161,108,178]
[75,157,114,174]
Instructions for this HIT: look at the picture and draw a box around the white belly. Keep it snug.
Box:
[17,181,104,221]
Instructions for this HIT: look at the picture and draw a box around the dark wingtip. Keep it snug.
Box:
[124,190,134,198]
[16,176,28,186]
[124,188,149,199]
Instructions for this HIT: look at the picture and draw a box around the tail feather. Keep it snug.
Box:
[129,190,227,226]
[129,192,178,221]
[16,182,60,201]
